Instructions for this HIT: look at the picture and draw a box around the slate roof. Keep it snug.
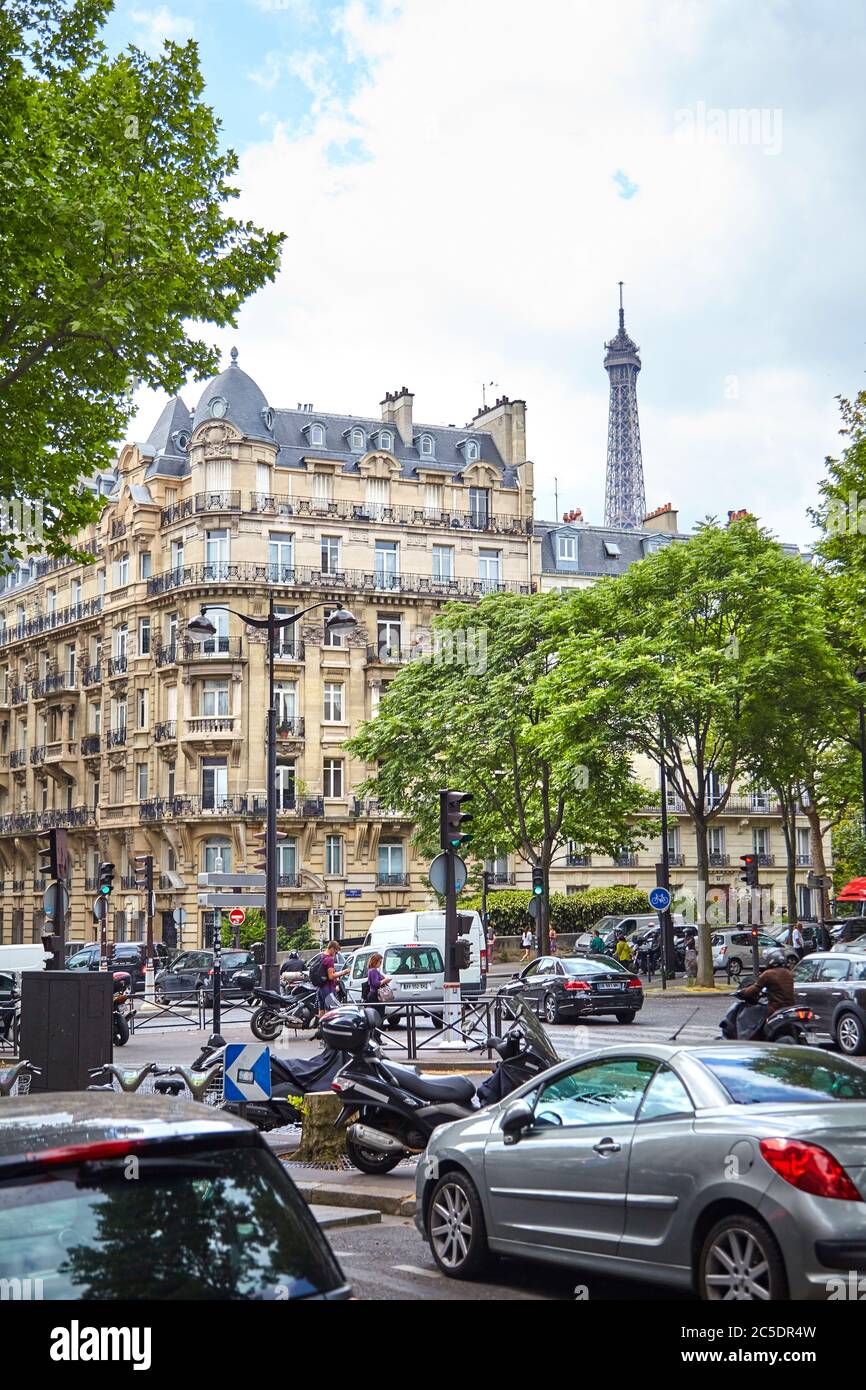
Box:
[536,519,683,577]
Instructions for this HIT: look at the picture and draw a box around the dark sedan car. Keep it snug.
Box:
[501,954,644,1024]
[154,948,261,1003]
[66,941,170,993]
[0,1093,350,1300]
[793,951,866,1055]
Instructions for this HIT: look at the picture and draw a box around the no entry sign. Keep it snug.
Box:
[228,907,246,928]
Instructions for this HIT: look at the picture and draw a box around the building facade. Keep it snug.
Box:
[0,358,533,947]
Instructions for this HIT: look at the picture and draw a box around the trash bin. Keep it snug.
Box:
[20,970,113,1091]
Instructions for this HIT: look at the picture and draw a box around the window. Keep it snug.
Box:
[310,423,325,448]
[666,826,680,858]
[111,767,124,803]
[464,440,479,462]
[255,462,271,507]
[379,430,393,452]
[558,534,577,562]
[139,617,151,656]
[136,688,149,729]
[201,758,228,810]
[277,838,298,881]
[753,827,770,857]
[425,483,444,516]
[323,758,343,798]
[312,471,332,503]
[204,838,232,874]
[378,841,404,882]
[269,533,294,581]
[478,549,501,589]
[46,588,57,615]
[469,487,490,526]
[375,541,399,590]
[432,545,453,580]
[419,434,434,457]
[321,536,341,574]
[638,1066,694,1121]
[88,703,100,735]
[376,615,402,660]
[708,827,725,859]
[97,570,106,596]
[139,552,152,580]
[484,853,509,881]
[274,682,297,723]
[796,827,811,861]
[199,609,229,655]
[323,682,344,723]
[603,541,621,558]
[350,427,365,452]
[274,607,298,657]
[112,698,127,731]
[201,680,229,718]
[114,555,129,587]
[275,762,295,810]
[171,539,184,573]
[70,578,82,611]
[535,1058,657,1129]
[205,460,230,493]
[325,835,343,875]
[136,763,148,800]
[114,625,128,659]
[205,530,229,577]
[167,613,178,648]
[366,477,390,513]
[65,643,76,684]
[323,606,342,648]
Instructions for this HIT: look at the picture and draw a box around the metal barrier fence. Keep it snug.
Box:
[129,990,257,1033]
[374,995,518,1061]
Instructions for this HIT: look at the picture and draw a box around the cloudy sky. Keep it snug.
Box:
[110,0,866,545]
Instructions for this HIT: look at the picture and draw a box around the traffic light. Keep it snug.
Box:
[531,865,545,897]
[97,861,115,897]
[740,853,759,888]
[36,828,68,882]
[439,789,473,851]
[452,937,472,972]
[133,853,153,893]
[250,827,289,872]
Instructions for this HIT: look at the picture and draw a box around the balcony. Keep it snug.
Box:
[667,853,686,867]
[709,852,730,867]
[9,749,27,769]
[705,796,782,816]
[275,717,305,741]
[154,722,177,743]
[155,644,177,668]
[107,726,127,747]
[755,853,775,867]
[796,853,812,866]
[29,746,45,766]
[81,734,101,755]
[185,717,239,737]
[367,644,404,665]
[11,685,28,705]
[32,672,76,699]
[613,853,638,868]
[274,640,304,663]
[0,596,102,651]
[565,854,591,867]
[277,874,303,889]
[377,872,410,887]
[0,805,96,836]
[82,664,102,687]
[160,491,242,526]
[351,797,411,820]
[107,654,128,678]
[147,562,532,602]
[178,637,243,662]
[245,494,533,536]
[110,519,127,539]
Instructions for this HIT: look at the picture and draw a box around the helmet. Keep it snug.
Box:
[765,950,786,969]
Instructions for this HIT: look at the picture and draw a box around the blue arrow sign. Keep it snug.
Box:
[649,886,672,912]
[223,1043,272,1102]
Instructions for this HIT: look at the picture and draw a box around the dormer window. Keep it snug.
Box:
[171,429,190,453]
[419,434,434,458]
[465,440,479,462]
[603,541,621,558]
[208,396,227,420]
[379,429,393,452]
[303,420,326,448]
[558,534,577,562]
[261,406,274,431]
[350,427,365,452]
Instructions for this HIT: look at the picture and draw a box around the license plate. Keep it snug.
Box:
[410,983,432,991]
[597,983,625,991]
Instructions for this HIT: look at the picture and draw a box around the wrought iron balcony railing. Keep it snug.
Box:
[81,734,101,755]
[82,664,102,686]
[708,852,730,866]
[107,654,128,677]
[107,726,127,747]
[154,722,177,742]
[565,854,591,867]
[147,562,531,602]
[0,596,102,651]
[160,491,242,526]
[377,872,410,886]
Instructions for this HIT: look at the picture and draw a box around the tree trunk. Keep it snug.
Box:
[295,1090,347,1165]
[805,803,831,918]
[777,792,798,926]
[693,817,714,987]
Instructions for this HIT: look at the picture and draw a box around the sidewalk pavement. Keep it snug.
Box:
[287,1163,419,1218]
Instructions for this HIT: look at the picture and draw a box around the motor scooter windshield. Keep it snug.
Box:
[501,994,562,1067]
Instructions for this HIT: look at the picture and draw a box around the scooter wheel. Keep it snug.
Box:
[345,1134,403,1175]
[113,1015,130,1047]
[250,1007,283,1042]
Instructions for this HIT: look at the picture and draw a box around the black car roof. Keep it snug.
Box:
[0,1092,252,1161]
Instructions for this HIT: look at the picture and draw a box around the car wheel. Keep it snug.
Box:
[699,1214,787,1301]
[250,1007,283,1043]
[543,993,559,1025]
[728,958,742,978]
[785,953,800,969]
[428,1171,490,1280]
[615,1011,637,1024]
[345,1134,403,1176]
[836,1011,866,1056]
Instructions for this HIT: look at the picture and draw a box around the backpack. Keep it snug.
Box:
[308,953,330,987]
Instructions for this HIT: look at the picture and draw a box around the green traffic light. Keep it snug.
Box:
[99,885,111,895]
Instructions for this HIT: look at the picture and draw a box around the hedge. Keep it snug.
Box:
[462,886,652,935]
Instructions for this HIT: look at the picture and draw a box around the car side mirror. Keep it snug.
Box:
[510,972,520,981]
[500,1098,534,1145]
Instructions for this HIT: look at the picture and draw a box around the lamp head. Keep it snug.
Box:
[325,607,357,635]
[187,607,218,641]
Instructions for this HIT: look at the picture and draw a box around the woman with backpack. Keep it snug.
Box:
[313,940,350,1018]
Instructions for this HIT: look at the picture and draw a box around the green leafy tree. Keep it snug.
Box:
[0,0,284,561]
[811,388,866,653]
[547,518,828,985]
[220,908,314,952]
[346,590,652,954]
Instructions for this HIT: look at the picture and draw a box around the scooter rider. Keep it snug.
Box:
[737,950,795,1017]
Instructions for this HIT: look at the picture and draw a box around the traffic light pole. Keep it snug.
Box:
[210,910,225,1047]
[265,590,278,992]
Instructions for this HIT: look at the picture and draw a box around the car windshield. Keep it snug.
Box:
[694,1048,866,1104]
[591,917,619,933]
[383,947,444,975]
[223,952,253,969]
[563,957,629,975]
[0,1144,343,1300]
[171,952,211,972]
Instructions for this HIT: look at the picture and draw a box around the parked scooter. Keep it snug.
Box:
[720,987,815,1044]
[191,1037,351,1129]
[113,970,134,1047]
[329,997,561,1175]
[247,979,321,1041]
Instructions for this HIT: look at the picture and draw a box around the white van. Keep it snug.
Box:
[363,911,487,996]
[0,944,51,975]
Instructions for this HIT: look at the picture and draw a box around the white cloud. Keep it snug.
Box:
[132,0,865,547]
[130,6,195,53]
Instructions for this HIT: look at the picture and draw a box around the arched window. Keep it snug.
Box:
[419,434,434,457]
[350,427,365,451]
[310,422,325,447]
[203,837,232,874]
[465,440,479,462]
[379,430,393,452]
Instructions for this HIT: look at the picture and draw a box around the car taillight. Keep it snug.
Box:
[627,977,642,989]
[29,1138,147,1167]
[720,946,728,956]
[563,979,591,991]
[480,949,487,970]
[759,1138,863,1201]
[795,1008,815,1021]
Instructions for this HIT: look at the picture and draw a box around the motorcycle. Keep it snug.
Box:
[329,996,561,1176]
[190,1037,351,1130]
[113,970,134,1047]
[247,979,321,1041]
[719,987,815,1044]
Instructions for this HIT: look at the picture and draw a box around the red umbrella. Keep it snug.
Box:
[835,877,866,901]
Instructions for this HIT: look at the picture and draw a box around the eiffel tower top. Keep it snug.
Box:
[604,281,641,366]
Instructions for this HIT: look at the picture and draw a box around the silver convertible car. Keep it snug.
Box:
[415,1042,866,1299]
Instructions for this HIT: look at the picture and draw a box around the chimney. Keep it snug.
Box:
[643,502,678,535]
[470,395,526,467]
[727,508,750,526]
[380,386,414,446]
[562,508,584,524]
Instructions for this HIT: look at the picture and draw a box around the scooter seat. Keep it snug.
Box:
[384,1062,475,1104]
[253,987,288,1007]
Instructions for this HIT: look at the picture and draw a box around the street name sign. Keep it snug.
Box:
[197,892,266,909]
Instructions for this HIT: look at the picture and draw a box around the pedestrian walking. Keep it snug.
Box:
[549,926,558,955]
[684,930,698,986]
[791,923,805,959]
[520,928,533,962]
[362,951,391,1025]
[314,939,350,1018]
[589,930,605,955]
[487,927,496,965]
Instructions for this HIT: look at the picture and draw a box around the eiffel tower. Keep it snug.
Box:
[603,283,646,529]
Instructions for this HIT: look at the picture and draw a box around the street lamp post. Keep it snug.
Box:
[188,596,357,989]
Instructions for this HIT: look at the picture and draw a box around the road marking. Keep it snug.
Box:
[393,1263,443,1278]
